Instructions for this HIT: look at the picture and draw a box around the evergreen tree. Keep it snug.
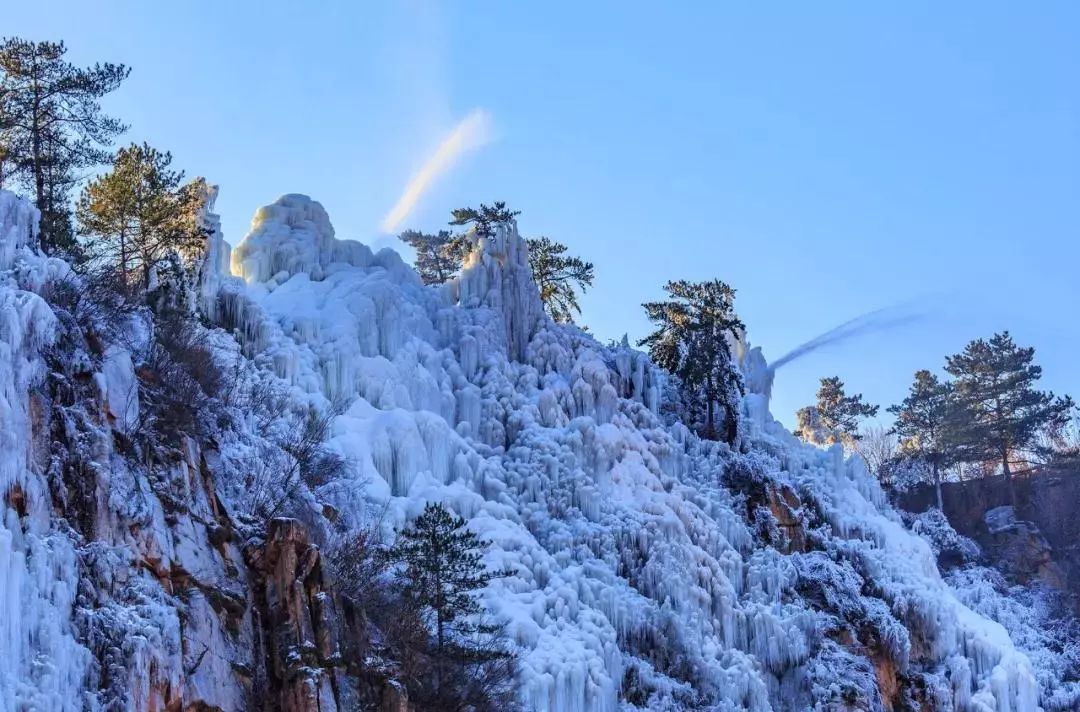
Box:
[0,37,129,253]
[449,201,519,238]
[640,279,744,443]
[391,503,515,710]
[76,143,206,289]
[526,236,594,323]
[888,370,956,510]
[800,376,879,445]
[391,503,508,671]
[399,229,468,285]
[1038,403,1080,467]
[945,331,1073,499]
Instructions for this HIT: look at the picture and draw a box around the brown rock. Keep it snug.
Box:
[766,483,807,553]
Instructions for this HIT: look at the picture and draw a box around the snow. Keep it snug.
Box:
[0,187,1070,710]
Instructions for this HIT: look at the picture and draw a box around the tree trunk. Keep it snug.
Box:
[120,230,128,285]
[933,461,943,511]
[31,85,45,209]
[705,373,715,440]
[1002,448,1016,506]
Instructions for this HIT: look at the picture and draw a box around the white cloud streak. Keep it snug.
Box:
[379,108,494,233]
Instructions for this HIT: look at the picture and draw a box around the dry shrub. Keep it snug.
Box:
[137,312,223,447]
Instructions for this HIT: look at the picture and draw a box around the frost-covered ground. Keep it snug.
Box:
[1,188,1076,710]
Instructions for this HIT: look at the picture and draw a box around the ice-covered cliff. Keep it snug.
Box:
[0,188,1073,710]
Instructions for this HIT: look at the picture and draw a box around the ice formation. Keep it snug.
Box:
[0,188,1071,710]
[214,194,1047,710]
[0,192,90,710]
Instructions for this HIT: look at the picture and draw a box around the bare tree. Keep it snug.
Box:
[240,394,350,521]
[854,425,897,479]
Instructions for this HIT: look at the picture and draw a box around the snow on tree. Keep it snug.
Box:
[852,424,896,479]
[0,37,129,253]
[525,236,594,324]
[640,279,744,443]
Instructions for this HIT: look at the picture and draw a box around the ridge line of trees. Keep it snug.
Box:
[798,332,1076,508]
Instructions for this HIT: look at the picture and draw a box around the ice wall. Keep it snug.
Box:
[194,182,232,319]
[457,221,546,362]
[230,194,376,285]
[0,191,91,711]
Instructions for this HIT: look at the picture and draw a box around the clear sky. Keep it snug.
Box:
[9,1,1080,427]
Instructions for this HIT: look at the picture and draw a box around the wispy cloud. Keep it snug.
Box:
[379,108,494,233]
[771,302,925,371]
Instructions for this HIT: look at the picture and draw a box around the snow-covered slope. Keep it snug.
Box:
[0,188,1070,710]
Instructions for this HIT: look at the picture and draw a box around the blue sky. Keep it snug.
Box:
[9,1,1079,427]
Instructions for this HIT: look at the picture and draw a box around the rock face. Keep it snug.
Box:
[0,191,414,711]
[244,518,411,712]
[901,471,1080,608]
[983,506,1066,589]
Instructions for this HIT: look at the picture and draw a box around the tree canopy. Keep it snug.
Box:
[797,376,878,447]
[390,502,515,709]
[76,143,206,288]
[888,370,956,508]
[398,229,468,285]
[526,236,594,323]
[641,279,744,443]
[0,37,129,253]
[945,331,1073,492]
[449,200,519,238]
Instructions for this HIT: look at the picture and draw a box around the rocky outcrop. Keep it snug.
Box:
[983,506,1066,589]
[766,482,807,553]
[27,321,408,710]
[900,470,1080,609]
[243,518,411,712]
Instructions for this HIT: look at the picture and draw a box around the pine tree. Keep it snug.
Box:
[945,331,1072,500]
[0,37,129,253]
[888,370,956,509]
[640,279,745,443]
[1038,403,1080,467]
[76,143,206,289]
[391,503,506,662]
[800,376,878,446]
[525,236,594,323]
[449,201,519,238]
[399,229,468,285]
